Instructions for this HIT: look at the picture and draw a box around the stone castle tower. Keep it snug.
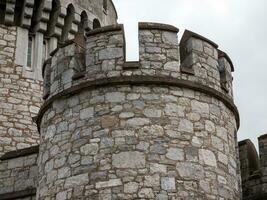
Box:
[0,0,242,199]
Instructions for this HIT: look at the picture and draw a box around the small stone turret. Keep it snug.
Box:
[0,0,117,157]
[239,134,267,200]
[37,23,240,199]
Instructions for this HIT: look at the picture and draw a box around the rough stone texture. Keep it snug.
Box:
[36,22,241,200]
[0,0,119,198]
[39,85,239,199]
[0,152,38,196]
[0,25,41,157]
[0,1,243,199]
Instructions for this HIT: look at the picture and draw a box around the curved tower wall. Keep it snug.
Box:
[0,0,117,157]
[37,23,240,199]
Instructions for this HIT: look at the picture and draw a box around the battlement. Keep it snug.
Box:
[238,134,267,199]
[39,22,238,129]
[0,0,117,43]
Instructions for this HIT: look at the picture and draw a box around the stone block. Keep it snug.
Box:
[112,151,146,169]
[95,179,122,189]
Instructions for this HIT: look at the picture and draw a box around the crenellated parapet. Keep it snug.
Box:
[238,134,267,200]
[40,22,239,128]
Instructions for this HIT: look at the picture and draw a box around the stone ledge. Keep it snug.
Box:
[180,29,218,48]
[0,146,39,161]
[0,188,36,200]
[86,24,124,37]
[36,75,240,132]
[139,22,179,33]
[123,61,140,69]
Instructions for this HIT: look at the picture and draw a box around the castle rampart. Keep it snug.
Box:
[36,22,241,199]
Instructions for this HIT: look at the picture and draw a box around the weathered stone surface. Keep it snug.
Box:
[64,174,89,188]
[164,61,179,71]
[162,31,177,44]
[191,100,209,114]
[126,118,150,127]
[138,188,155,198]
[80,107,94,120]
[144,108,162,118]
[144,174,160,187]
[101,115,118,128]
[176,162,204,179]
[161,177,176,191]
[80,143,99,155]
[99,48,123,60]
[95,179,122,189]
[166,148,184,161]
[199,149,217,167]
[179,119,193,133]
[112,151,146,168]
[124,182,139,193]
[106,92,125,103]
[150,163,167,174]
[164,103,184,117]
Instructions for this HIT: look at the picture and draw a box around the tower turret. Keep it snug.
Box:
[37,22,241,199]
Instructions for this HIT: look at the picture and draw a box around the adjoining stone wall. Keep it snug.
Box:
[238,135,267,200]
[0,0,118,157]
[0,147,38,199]
[0,25,42,157]
[37,23,241,199]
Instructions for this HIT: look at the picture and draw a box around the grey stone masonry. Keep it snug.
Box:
[0,148,38,199]
[0,25,41,157]
[0,0,118,161]
[37,22,241,199]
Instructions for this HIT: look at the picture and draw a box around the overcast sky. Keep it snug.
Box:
[112,0,267,150]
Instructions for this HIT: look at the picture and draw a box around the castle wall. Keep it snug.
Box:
[0,25,42,157]
[37,23,241,199]
[0,0,118,157]
[0,146,38,200]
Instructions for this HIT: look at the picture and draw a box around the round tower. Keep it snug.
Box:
[0,0,117,156]
[37,22,241,199]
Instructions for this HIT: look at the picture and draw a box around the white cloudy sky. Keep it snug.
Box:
[112,0,267,149]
